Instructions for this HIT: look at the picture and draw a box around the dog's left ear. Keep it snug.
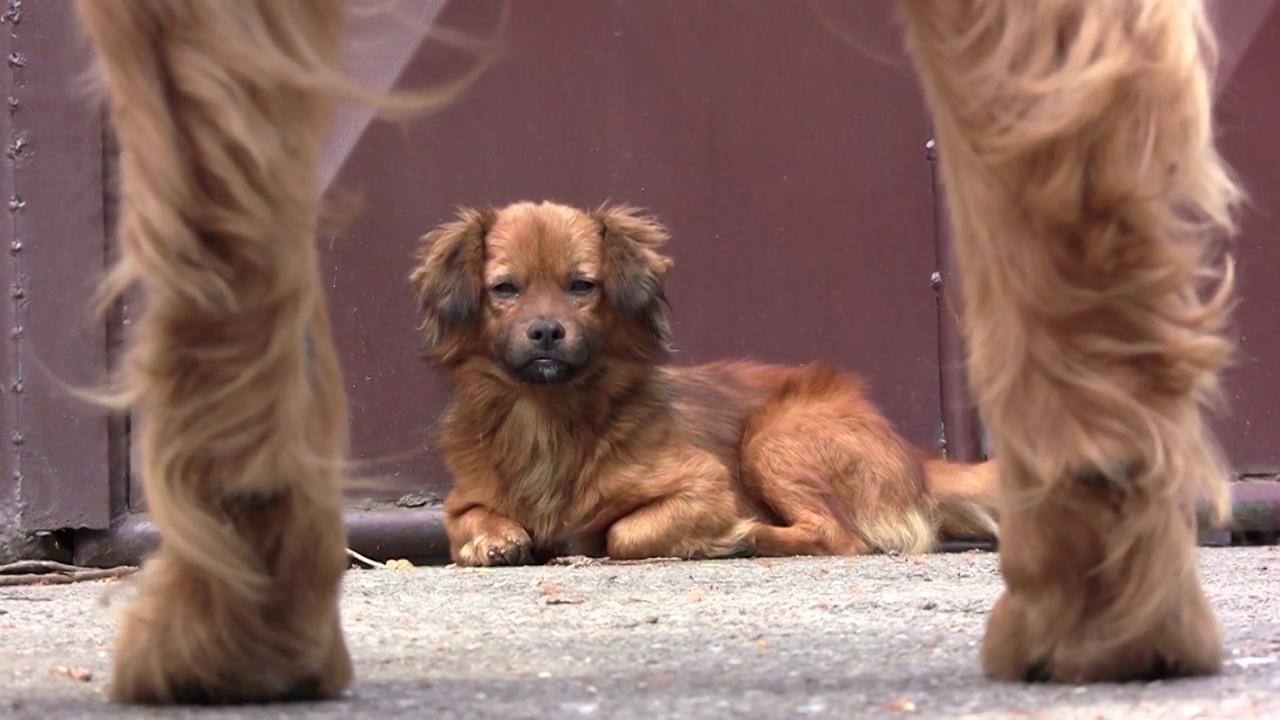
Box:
[595,205,673,312]
[594,204,675,352]
[409,206,495,360]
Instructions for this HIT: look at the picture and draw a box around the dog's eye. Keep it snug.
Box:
[567,280,596,295]
[491,281,519,298]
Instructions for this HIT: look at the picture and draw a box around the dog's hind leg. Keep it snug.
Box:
[77,1,355,704]
[605,451,757,561]
[739,366,933,557]
[897,0,1242,683]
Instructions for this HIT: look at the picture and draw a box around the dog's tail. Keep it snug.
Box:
[921,452,1002,542]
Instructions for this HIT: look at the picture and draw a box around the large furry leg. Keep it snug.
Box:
[77,1,356,704]
[897,0,1243,683]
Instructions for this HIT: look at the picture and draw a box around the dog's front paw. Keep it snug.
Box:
[457,527,536,567]
[109,550,352,705]
[980,471,1224,685]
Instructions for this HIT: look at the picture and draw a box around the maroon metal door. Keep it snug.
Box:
[1211,0,1280,475]
[0,1,114,561]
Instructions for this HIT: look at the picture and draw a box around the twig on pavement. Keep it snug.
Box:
[346,547,385,569]
[0,560,137,587]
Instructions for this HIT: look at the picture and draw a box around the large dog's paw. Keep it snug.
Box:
[112,623,351,705]
[979,476,1223,684]
[980,581,1223,684]
[108,554,352,705]
[457,526,536,567]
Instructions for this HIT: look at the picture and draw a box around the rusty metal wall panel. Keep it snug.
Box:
[0,2,112,530]
[0,1,15,539]
[322,0,944,498]
[1214,0,1280,473]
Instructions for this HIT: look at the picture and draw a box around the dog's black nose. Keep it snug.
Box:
[527,320,565,350]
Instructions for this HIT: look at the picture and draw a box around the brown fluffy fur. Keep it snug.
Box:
[411,202,1001,565]
[896,0,1241,683]
[75,0,358,705]
[74,0,1242,707]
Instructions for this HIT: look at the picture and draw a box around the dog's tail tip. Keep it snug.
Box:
[924,457,1002,542]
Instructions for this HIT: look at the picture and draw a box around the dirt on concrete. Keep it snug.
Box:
[2,547,1278,719]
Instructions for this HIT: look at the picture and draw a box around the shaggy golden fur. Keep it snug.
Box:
[75,0,357,705]
[411,201,1000,565]
[896,0,1241,683]
[74,0,1242,706]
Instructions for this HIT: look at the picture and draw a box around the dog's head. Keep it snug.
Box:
[410,201,674,386]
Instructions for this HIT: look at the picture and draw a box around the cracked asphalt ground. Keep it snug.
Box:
[3,547,1279,719]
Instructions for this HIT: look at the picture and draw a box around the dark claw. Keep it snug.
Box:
[1140,655,1174,682]
[277,676,323,703]
[1024,659,1052,683]
[724,539,754,559]
[168,675,322,706]
[487,540,535,566]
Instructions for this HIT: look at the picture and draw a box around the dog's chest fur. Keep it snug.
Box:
[443,390,623,545]
[440,366,766,550]
[499,396,591,539]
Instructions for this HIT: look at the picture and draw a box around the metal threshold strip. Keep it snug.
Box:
[70,480,1280,568]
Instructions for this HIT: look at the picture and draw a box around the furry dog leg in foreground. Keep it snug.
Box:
[76,0,1241,706]
[76,0,356,704]
[898,0,1241,682]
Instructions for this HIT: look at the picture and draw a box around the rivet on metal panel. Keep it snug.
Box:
[5,51,24,68]
[10,379,21,393]
[6,97,17,113]
[5,134,26,159]
[9,283,24,299]
[925,137,937,161]
[10,325,22,340]
[1,1,21,26]
[929,270,941,290]
[10,431,23,445]
[8,195,24,212]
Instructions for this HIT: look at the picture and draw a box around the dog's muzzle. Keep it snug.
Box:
[517,357,575,385]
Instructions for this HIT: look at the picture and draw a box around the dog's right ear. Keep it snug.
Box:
[409,206,494,360]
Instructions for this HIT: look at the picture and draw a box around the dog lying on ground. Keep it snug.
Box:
[411,201,1001,566]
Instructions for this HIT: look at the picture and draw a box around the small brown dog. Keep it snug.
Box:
[411,201,1000,566]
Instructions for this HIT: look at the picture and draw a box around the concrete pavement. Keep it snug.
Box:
[3,547,1279,719]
